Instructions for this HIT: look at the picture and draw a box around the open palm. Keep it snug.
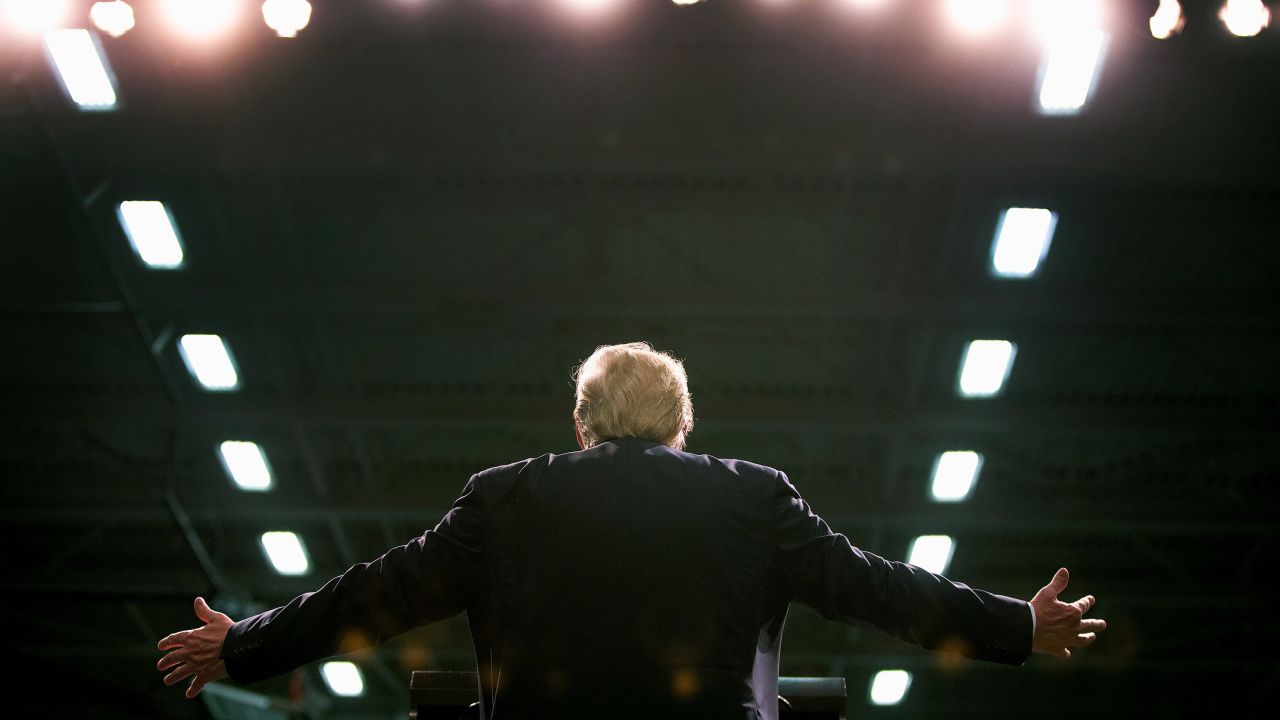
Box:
[1030,568,1107,658]
[156,597,234,698]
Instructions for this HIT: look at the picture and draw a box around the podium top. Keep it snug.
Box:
[409,671,846,718]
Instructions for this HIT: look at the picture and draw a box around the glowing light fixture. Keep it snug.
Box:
[2,0,69,34]
[117,201,184,268]
[262,0,310,37]
[671,0,704,5]
[945,0,1010,35]
[163,0,242,40]
[991,207,1057,278]
[321,662,365,697]
[930,451,983,502]
[1219,0,1270,37]
[178,334,240,391]
[869,669,912,706]
[1149,0,1184,39]
[90,1,135,37]
[1036,28,1107,115]
[218,441,274,491]
[42,29,118,111]
[908,535,955,575]
[957,339,1016,398]
[261,531,309,575]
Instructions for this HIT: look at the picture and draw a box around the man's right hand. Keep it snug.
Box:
[1030,568,1107,658]
[156,597,234,698]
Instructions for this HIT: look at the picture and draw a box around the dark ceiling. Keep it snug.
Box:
[2,0,1278,718]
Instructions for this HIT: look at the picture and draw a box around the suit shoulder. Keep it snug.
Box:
[471,451,559,486]
[677,449,783,483]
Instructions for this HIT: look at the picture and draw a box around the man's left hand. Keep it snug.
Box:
[156,596,234,698]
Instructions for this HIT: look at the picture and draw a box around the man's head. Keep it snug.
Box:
[571,342,694,451]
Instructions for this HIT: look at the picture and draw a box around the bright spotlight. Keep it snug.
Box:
[991,207,1057,278]
[957,339,1016,398]
[262,0,310,38]
[930,451,983,502]
[671,0,704,6]
[1149,0,1184,39]
[90,1,135,38]
[908,535,955,575]
[2,0,69,34]
[1219,0,1270,37]
[869,670,912,706]
[218,441,274,491]
[321,661,366,697]
[43,29,118,111]
[945,0,1010,36]
[1036,28,1107,115]
[117,201,184,268]
[260,531,309,575]
[163,0,242,40]
[178,334,240,391]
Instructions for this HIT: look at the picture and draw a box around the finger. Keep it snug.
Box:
[193,597,216,623]
[1080,618,1107,633]
[1072,632,1097,646]
[1058,647,1072,659]
[157,650,185,672]
[164,664,196,687]
[1033,568,1070,602]
[1072,595,1096,614]
[157,630,192,651]
[188,666,225,699]
[187,674,209,699]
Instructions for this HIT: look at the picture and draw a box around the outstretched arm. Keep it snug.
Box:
[157,475,484,693]
[774,470,1104,664]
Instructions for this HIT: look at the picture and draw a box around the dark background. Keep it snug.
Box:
[2,0,1277,717]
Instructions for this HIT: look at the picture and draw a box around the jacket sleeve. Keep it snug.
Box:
[219,474,485,684]
[773,470,1032,665]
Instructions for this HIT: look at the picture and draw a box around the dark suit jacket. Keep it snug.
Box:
[220,437,1033,719]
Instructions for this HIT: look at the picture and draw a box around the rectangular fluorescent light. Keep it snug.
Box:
[321,661,365,697]
[218,441,273,491]
[1036,28,1108,115]
[869,669,912,706]
[260,531,309,575]
[117,201,185,269]
[991,208,1057,278]
[930,451,983,502]
[957,339,1016,398]
[42,29,118,110]
[178,334,239,391]
[908,535,955,575]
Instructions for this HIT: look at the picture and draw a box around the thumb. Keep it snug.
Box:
[194,596,216,623]
[1034,568,1070,601]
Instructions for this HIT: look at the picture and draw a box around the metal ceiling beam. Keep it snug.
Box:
[7,281,1277,330]
[3,394,1272,438]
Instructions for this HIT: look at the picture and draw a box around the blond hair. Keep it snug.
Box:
[572,342,694,450]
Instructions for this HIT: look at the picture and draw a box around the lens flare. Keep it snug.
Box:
[1149,0,1184,39]
[90,1,135,38]
[1219,0,1270,37]
[262,0,311,38]
[3,0,70,34]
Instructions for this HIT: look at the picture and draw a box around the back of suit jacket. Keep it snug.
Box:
[220,437,1033,719]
